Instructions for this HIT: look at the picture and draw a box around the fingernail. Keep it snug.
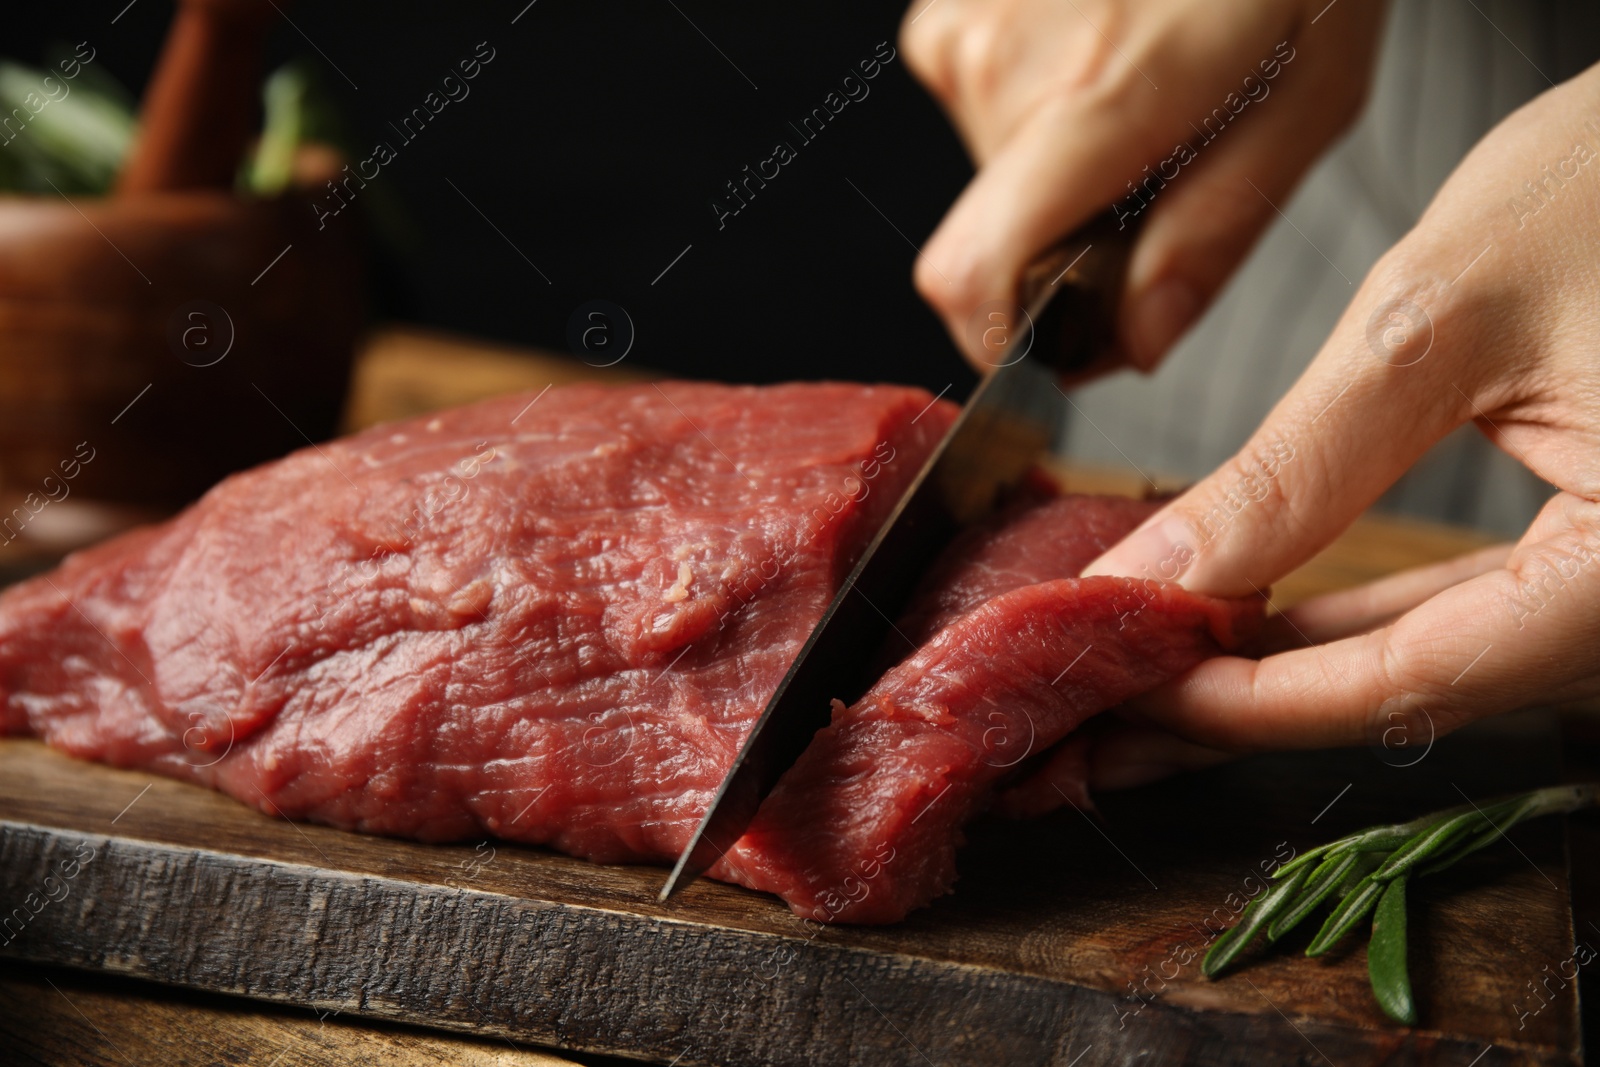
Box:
[1079,516,1197,583]
[1132,278,1200,368]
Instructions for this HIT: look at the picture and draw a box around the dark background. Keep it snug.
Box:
[12,0,977,394]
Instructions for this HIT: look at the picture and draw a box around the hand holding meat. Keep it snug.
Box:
[899,0,1385,368]
[1084,62,1600,756]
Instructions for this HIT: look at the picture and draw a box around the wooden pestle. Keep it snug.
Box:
[117,0,279,195]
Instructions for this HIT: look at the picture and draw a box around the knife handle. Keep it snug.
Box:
[1018,210,1139,381]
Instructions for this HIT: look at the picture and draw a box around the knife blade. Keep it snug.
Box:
[659,211,1135,901]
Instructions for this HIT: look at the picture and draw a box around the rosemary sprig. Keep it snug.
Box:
[1202,783,1599,1025]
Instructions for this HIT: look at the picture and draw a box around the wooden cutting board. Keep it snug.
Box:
[0,708,1587,1067]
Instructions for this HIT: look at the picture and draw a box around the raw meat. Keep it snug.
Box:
[0,381,1261,924]
[715,495,1261,922]
[0,382,954,864]
[896,494,1163,643]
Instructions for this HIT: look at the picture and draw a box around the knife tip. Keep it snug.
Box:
[658,853,694,902]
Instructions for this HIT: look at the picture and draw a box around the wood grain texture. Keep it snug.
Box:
[0,181,361,509]
[0,961,600,1067]
[0,712,1581,1067]
[1561,710,1600,1058]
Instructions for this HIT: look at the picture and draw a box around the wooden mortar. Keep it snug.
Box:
[0,0,363,532]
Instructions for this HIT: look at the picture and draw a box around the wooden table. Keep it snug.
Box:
[3,324,1590,1067]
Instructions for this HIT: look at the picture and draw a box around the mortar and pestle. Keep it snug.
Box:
[0,0,363,562]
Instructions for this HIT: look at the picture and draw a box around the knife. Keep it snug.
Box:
[659,211,1136,901]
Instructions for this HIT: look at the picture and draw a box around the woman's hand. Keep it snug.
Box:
[900,0,1386,369]
[1082,61,1600,760]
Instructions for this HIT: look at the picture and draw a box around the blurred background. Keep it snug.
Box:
[2,0,1595,569]
[5,0,968,385]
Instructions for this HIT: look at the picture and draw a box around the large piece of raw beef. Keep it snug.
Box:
[0,382,1259,922]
